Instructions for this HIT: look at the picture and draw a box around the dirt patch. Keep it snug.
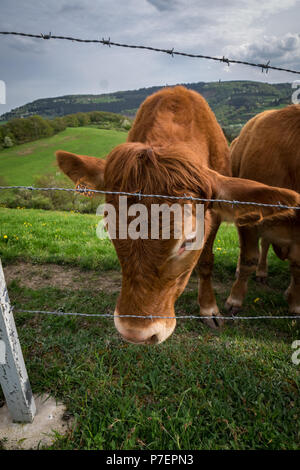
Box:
[59,135,77,143]
[185,276,228,295]
[16,147,34,156]
[4,262,122,293]
[15,136,76,157]
[3,262,228,295]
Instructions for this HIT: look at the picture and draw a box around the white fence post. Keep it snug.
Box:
[0,259,36,422]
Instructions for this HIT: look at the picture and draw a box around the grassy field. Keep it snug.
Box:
[0,127,127,186]
[0,207,117,270]
[0,207,299,450]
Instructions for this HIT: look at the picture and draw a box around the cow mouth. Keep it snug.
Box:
[121,332,160,345]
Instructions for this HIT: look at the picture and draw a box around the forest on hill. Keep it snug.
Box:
[0,80,292,138]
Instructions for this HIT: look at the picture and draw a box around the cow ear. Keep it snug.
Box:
[56,150,106,195]
[210,171,300,226]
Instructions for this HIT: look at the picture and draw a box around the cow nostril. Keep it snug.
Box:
[146,334,159,345]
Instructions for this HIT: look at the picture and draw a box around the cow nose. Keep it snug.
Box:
[114,312,176,345]
[118,326,163,345]
[145,334,159,345]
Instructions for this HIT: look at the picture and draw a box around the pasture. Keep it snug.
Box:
[0,206,299,450]
[0,126,127,186]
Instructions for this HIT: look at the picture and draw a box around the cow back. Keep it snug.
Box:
[231,105,300,192]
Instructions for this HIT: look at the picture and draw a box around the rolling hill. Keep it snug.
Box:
[0,81,292,135]
[0,126,127,185]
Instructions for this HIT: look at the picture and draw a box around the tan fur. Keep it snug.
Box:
[227,105,300,315]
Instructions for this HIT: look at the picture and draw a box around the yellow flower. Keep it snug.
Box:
[3,235,8,239]
[254,297,260,303]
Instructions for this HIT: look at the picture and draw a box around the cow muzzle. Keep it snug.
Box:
[114,311,176,345]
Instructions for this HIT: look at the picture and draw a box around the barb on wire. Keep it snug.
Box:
[102,37,111,47]
[1,31,300,76]
[221,56,230,66]
[260,60,270,74]
[41,32,51,40]
[0,185,299,210]
[14,308,300,321]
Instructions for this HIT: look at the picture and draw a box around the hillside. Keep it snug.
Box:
[0,126,127,186]
[0,81,292,135]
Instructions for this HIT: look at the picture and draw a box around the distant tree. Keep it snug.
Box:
[27,115,55,139]
[88,111,103,123]
[121,118,132,130]
[76,112,90,126]
[3,136,14,148]
[0,126,4,147]
[49,117,67,133]
[64,114,79,127]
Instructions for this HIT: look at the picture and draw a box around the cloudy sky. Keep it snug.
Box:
[0,0,299,115]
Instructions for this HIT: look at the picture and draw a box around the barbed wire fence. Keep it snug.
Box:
[1,184,300,322]
[13,309,300,321]
[1,31,300,76]
[0,185,300,210]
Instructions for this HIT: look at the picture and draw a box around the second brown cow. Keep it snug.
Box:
[226,105,300,316]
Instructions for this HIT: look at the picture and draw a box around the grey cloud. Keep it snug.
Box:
[146,0,179,11]
[2,36,45,54]
[226,33,300,64]
[59,4,86,14]
[0,0,299,116]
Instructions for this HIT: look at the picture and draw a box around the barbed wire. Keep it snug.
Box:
[0,31,300,76]
[0,185,299,210]
[2,185,299,324]
[13,308,300,321]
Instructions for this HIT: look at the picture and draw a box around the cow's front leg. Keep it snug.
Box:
[256,238,270,283]
[286,245,300,316]
[196,212,222,329]
[225,226,259,314]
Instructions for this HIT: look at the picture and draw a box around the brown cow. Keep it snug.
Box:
[226,105,300,315]
[56,86,300,344]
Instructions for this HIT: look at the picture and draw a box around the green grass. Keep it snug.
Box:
[0,208,299,450]
[0,207,118,270]
[0,127,127,186]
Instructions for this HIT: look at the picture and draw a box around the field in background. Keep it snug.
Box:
[0,126,127,186]
[0,206,299,450]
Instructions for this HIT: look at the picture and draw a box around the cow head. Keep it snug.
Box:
[56,144,300,344]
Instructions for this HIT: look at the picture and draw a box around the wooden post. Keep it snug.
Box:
[0,259,36,422]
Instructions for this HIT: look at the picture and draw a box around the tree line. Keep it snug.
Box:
[0,111,131,149]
